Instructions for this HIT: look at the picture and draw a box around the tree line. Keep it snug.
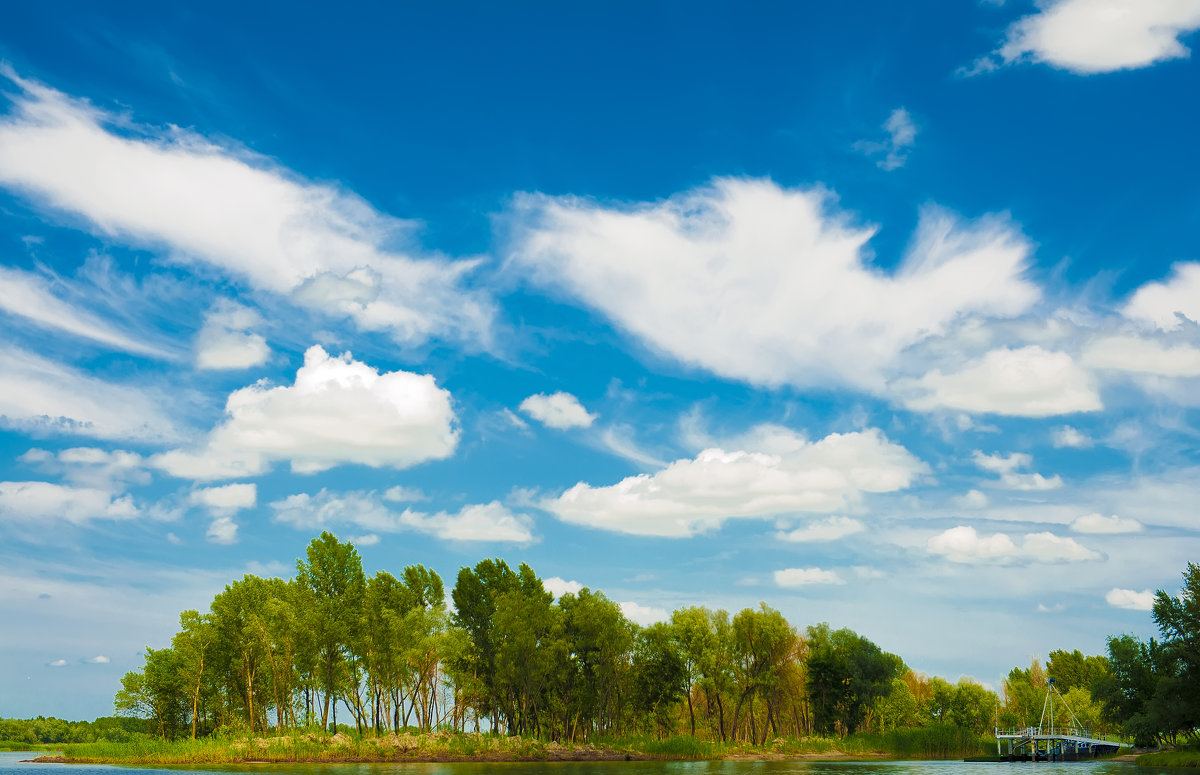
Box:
[113,533,1198,748]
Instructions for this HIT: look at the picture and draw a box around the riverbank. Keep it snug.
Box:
[26,728,994,765]
[1136,749,1200,767]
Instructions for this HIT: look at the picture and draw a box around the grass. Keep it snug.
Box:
[1137,748,1200,768]
[0,741,62,752]
[43,726,996,765]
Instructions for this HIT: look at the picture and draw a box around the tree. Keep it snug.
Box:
[633,622,686,737]
[296,532,366,731]
[1150,561,1200,740]
[806,624,901,735]
[171,610,214,738]
[115,647,187,740]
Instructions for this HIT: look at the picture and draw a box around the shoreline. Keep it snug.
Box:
[26,751,899,765]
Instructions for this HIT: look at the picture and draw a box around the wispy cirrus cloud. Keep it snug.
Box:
[0,66,495,350]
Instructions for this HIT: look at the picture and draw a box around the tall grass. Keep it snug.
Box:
[57,726,995,765]
[1137,748,1200,768]
[851,725,995,759]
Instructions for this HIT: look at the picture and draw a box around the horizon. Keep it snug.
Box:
[1,0,1197,720]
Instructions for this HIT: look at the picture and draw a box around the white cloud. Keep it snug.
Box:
[0,345,180,442]
[774,567,845,587]
[195,301,270,370]
[507,178,1037,391]
[972,451,1031,474]
[1106,587,1156,611]
[84,655,109,664]
[0,265,167,357]
[272,489,399,532]
[544,427,926,537]
[1125,262,1200,329]
[519,391,596,429]
[927,525,1102,564]
[398,502,536,544]
[543,576,583,598]
[988,0,1200,74]
[154,345,458,479]
[1082,335,1200,377]
[597,424,668,468]
[1071,513,1143,534]
[383,485,427,503]
[0,68,494,347]
[1052,425,1093,448]
[21,446,148,491]
[190,483,256,513]
[776,516,865,543]
[855,107,918,171]
[206,515,238,545]
[48,659,68,667]
[0,481,138,524]
[271,489,535,544]
[972,450,1063,490]
[899,346,1101,417]
[954,489,990,509]
[619,601,670,626]
[351,533,380,547]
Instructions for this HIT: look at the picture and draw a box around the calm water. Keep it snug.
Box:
[0,751,1187,775]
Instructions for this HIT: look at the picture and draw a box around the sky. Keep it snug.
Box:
[1,0,1199,720]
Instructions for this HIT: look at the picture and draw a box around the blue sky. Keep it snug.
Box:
[2,0,1200,719]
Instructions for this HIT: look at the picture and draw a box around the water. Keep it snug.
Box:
[0,751,1184,775]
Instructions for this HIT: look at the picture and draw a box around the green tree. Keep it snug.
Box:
[114,647,187,740]
[171,609,214,738]
[633,622,686,737]
[806,624,901,735]
[296,532,366,731]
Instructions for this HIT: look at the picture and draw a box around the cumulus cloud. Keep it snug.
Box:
[855,107,918,171]
[776,516,865,543]
[898,346,1102,417]
[506,178,1037,391]
[190,483,257,513]
[398,502,536,544]
[47,658,68,667]
[206,515,238,545]
[1082,335,1200,377]
[1052,426,1093,448]
[195,301,270,370]
[544,426,926,537]
[0,481,138,524]
[927,525,1102,564]
[0,67,494,347]
[519,391,596,429]
[972,450,1063,490]
[619,601,670,626]
[0,265,167,357]
[543,576,584,598]
[981,0,1200,74]
[774,567,845,587]
[1071,513,1143,534]
[1106,587,1156,610]
[154,345,458,479]
[84,655,110,664]
[1125,262,1200,329]
[0,345,180,442]
[271,488,535,544]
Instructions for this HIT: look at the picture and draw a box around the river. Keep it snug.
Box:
[0,751,1187,775]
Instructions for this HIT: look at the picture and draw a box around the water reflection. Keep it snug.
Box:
[0,750,1181,775]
